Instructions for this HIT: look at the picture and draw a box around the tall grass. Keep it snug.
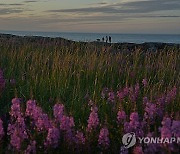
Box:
[0,37,179,123]
[0,36,179,153]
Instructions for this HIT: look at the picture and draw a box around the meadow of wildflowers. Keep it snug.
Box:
[0,35,179,153]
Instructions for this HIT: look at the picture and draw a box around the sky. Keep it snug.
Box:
[0,0,180,34]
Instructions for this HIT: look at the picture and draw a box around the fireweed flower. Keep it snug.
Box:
[60,115,74,131]
[161,117,172,128]
[144,99,157,123]
[87,106,99,132]
[142,79,148,87]
[75,131,85,145]
[143,97,149,104]
[123,87,129,96]
[10,98,21,118]
[44,127,60,148]
[98,127,110,149]
[130,112,139,122]
[124,112,144,137]
[133,146,144,154]
[117,90,124,102]
[144,132,161,153]
[117,110,126,124]
[26,100,52,131]
[156,96,166,119]
[8,115,28,150]
[108,91,115,103]
[160,117,172,138]
[129,84,140,102]
[159,117,179,152]
[25,140,36,154]
[53,103,64,122]
[120,146,128,154]
[59,115,75,145]
[36,113,51,131]
[32,106,43,121]
[165,87,177,103]
[0,118,4,140]
[59,115,75,144]
[171,120,180,137]
[25,100,37,117]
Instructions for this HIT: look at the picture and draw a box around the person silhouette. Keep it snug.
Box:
[106,36,108,43]
[102,37,104,42]
[109,36,112,43]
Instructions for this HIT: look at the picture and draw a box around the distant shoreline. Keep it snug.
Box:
[0,31,180,44]
[0,33,180,52]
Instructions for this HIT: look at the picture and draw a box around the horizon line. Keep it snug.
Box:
[0,29,180,36]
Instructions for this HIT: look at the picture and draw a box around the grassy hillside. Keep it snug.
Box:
[0,34,179,153]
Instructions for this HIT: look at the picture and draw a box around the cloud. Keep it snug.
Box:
[48,0,180,14]
[0,3,24,6]
[23,0,39,3]
[0,8,24,15]
[51,14,180,24]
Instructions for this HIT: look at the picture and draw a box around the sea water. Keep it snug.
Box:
[0,30,180,44]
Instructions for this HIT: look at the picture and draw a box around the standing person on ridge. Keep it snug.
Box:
[106,36,108,43]
[109,36,112,44]
[102,37,104,42]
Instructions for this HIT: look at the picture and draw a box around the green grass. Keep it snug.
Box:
[0,37,179,126]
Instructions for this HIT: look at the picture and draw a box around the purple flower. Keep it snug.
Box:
[133,146,144,154]
[129,84,140,102]
[26,100,52,131]
[75,131,85,145]
[144,99,157,123]
[143,97,149,104]
[10,98,21,118]
[53,103,64,122]
[108,91,115,103]
[161,127,172,138]
[165,87,177,103]
[123,87,129,96]
[8,115,28,150]
[161,117,172,128]
[59,115,75,144]
[60,115,75,131]
[120,146,129,154]
[25,100,37,117]
[171,120,180,137]
[160,117,172,139]
[117,91,124,102]
[142,79,148,87]
[87,106,99,132]
[124,112,144,137]
[117,110,126,124]
[144,132,161,153]
[25,140,36,154]
[130,112,139,122]
[155,96,166,119]
[98,127,110,149]
[44,127,60,148]
[36,113,52,131]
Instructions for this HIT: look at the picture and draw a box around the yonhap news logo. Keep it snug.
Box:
[122,132,136,148]
[122,132,180,149]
